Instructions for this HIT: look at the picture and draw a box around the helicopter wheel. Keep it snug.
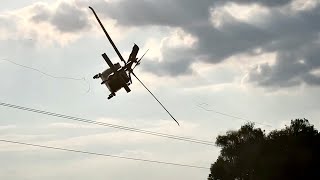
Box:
[108,92,116,99]
[93,73,101,79]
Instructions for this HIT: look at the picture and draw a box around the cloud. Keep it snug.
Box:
[248,43,320,88]
[91,0,294,27]
[89,0,273,67]
[4,0,317,89]
[31,1,91,33]
[91,0,213,27]
[89,0,320,90]
[30,3,51,23]
[216,0,295,7]
[47,122,102,129]
[129,3,273,76]
[0,1,92,46]
[0,125,17,130]
[141,28,197,76]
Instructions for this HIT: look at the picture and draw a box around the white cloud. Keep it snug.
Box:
[0,0,133,47]
[210,3,269,28]
[141,38,162,60]
[290,0,319,11]
[0,125,17,130]
[210,7,231,29]
[310,68,320,77]
[0,2,80,46]
[223,2,270,23]
[47,122,101,129]
[160,28,197,50]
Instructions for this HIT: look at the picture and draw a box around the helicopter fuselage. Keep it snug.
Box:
[89,6,137,99]
[98,63,131,95]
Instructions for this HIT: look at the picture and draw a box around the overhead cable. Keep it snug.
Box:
[197,104,272,127]
[0,59,90,93]
[0,102,215,146]
[0,139,209,170]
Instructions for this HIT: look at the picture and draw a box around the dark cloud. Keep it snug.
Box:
[93,0,294,27]
[143,47,195,76]
[215,0,294,7]
[246,4,320,88]
[91,0,320,89]
[31,2,91,33]
[143,58,193,76]
[187,20,273,62]
[93,0,213,27]
[249,44,320,88]
[51,2,90,32]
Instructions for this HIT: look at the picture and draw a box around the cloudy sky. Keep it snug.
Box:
[1,0,320,179]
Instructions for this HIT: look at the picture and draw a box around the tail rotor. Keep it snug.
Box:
[132,49,149,70]
[128,49,149,84]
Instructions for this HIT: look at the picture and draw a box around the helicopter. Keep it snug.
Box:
[89,6,147,100]
[89,6,180,126]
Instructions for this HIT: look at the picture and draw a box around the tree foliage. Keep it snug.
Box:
[208,119,320,180]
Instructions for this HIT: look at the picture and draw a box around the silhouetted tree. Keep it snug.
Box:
[208,119,320,180]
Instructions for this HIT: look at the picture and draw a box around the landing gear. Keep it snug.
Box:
[101,80,107,84]
[108,92,116,99]
[93,73,101,79]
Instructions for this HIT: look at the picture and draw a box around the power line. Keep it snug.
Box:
[197,104,272,127]
[0,59,90,93]
[0,102,215,146]
[1,59,83,81]
[0,139,209,170]
[191,68,272,128]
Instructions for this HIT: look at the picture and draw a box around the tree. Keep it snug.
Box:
[208,119,320,180]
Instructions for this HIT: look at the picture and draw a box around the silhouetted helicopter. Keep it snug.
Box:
[89,6,179,126]
[89,6,148,100]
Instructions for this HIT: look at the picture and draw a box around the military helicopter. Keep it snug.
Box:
[89,7,179,126]
[89,6,147,100]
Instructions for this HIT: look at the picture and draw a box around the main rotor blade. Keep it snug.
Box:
[131,72,180,126]
[89,6,126,64]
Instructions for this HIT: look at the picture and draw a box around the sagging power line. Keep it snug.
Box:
[0,102,215,146]
[197,104,272,127]
[0,139,209,170]
[0,59,90,93]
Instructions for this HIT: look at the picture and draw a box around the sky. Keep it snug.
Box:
[1,0,320,179]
